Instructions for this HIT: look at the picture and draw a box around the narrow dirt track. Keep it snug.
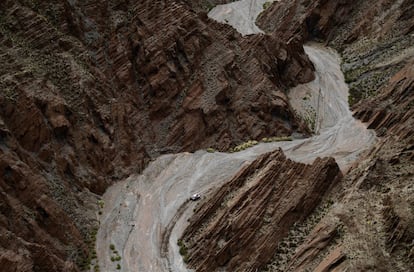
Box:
[96,1,377,271]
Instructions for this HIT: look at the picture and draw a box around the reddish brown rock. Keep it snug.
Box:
[286,223,340,271]
[0,249,32,272]
[0,151,86,272]
[258,0,414,45]
[181,149,341,271]
[313,246,346,272]
[1,0,412,270]
[353,59,414,142]
[242,1,414,271]
[0,0,315,269]
[257,0,353,42]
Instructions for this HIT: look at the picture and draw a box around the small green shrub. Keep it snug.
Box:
[178,239,188,256]
[206,147,216,153]
[206,3,215,11]
[116,263,121,270]
[179,246,188,256]
[177,239,183,247]
[261,136,293,143]
[263,2,272,10]
[177,239,190,263]
[109,244,115,251]
[91,227,98,236]
[230,139,260,152]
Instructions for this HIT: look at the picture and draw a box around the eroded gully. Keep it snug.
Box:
[96,1,377,271]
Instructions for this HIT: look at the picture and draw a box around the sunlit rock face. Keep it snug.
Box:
[1,0,413,271]
[0,0,314,270]
[182,149,341,271]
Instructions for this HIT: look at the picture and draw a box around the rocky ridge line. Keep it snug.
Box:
[255,1,414,271]
[181,149,341,271]
[0,0,315,270]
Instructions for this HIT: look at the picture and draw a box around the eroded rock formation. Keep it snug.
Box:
[353,59,414,141]
[0,0,316,270]
[179,1,414,272]
[181,149,341,271]
[1,0,414,271]
[258,0,414,45]
[254,2,413,271]
[258,0,414,106]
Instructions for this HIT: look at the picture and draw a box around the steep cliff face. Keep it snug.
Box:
[354,59,414,141]
[258,0,414,106]
[0,0,315,158]
[348,60,414,271]
[258,0,414,44]
[2,0,413,271]
[250,1,414,271]
[0,0,316,270]
[181,150,341,271]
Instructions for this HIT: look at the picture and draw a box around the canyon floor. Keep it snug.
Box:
[95,2,376,271]
[1,0,413,271]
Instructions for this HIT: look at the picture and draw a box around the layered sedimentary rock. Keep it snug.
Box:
[0,0,315,270]
[342,59,414,271]
[254,2,414,271]
[353,59,414,141]
[181,149,341,271]
[258,0,352,42]
[258,0,414,44]
[1,0,413,271]
[258,0,414,106]
[175,2,414,272]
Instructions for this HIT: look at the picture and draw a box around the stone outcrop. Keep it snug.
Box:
[0,148,92,272]
[258,0,350,42]
[178,2,414,272]
[1,0,413,271]
[0,0,315,270]
[181,149,341,271]
[258,0,414,45]
[258,2,413,271]
[343,59,414,271]
[258,0,414,107]
[353,59,414,142]
[286,223,345,272]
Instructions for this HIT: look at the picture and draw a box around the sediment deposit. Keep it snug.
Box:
[1,0,413,271]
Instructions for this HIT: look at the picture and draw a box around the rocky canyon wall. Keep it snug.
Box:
[179,1,414,271]
[253,1,414,271]
[258,0,414,106]
[1,0,413,271]
[181,149,341,271]
[0,0,315,270]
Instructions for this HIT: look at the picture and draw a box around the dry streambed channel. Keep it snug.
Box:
[95,1,377,271]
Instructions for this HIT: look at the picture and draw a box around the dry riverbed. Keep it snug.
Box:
[95,1,376,271]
